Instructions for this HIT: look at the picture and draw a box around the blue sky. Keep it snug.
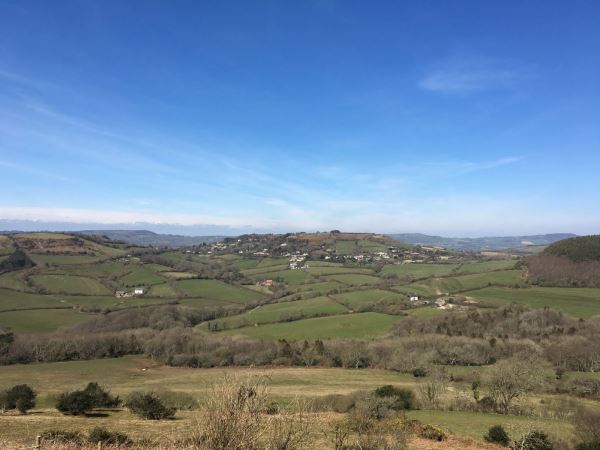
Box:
[1,1,599,236]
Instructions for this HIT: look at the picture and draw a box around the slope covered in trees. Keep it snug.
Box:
[526,235,600,287]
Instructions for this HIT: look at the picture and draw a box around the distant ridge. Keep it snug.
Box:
[389,233,576,251]
[79,230,225,248]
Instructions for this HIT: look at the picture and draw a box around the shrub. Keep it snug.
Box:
[413,367,427,377]
[191,375,270,450]
[478,395,497,413]
[485,425,510,446]
[353,396,397,421]
[373,385,415,410]
[419,424,446,441]
[125,391,175,420]
[82,382,120,408]
[1,384,36,413]
[88,427,130,445]
[513,431,553,450]
[56,391,94,416]
[575,443,600,450]
[40,430,83,443]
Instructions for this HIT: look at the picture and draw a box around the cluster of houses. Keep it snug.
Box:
[115,287,145,298]
[289,253,309,270]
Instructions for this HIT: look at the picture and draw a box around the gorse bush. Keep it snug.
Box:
[513,431,553,450]
[56,390,94,416]
[125,391,176,420]
[373,385,416,410]
[88,427,130,445]
[55,382,119,415]
[484,425,510,446]
[0,384,36,413]
[82,382,120,408]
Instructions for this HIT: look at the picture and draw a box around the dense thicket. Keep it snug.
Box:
[545,235,600,262]
[0,249,34,273]
[526,253,600,287]
[71,305,234,333]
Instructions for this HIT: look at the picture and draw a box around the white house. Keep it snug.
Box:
[134,288,145,295]
[409,296,419,302]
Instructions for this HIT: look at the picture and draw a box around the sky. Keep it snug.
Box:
[1,0,599,236]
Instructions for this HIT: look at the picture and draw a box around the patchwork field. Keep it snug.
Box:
[0,308,95,333]
[202,296,349,330]
[176,279,262,303]
[220,312,402,340]
[468,286,600,318]
[324,273,382,286]
[332,289,406,309]
[381,263,459,279]
[31,274,111,295]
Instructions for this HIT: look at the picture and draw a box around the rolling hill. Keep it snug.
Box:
[526,235,600,287]
[79,229,225,247]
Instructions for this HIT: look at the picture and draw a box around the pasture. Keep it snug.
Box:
[324,273,381,286]
[176,279,262,303]
[31,274,111,295]
[381,263,459,280]
[468,286,600,318]
[220,312,401,340]
[204,296,349,329]
[0,308,95,333]
[332,289,406,309]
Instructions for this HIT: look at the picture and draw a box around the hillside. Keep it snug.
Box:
[79,230,225,247]
[390,233,575,252]
[526,235,600,287]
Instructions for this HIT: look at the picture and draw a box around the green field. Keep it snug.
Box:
[221,312,401,340]
[381,263,459,279]
[0,271,28,290]
[431,270,525,294]
[0,308,96,333]
[205,296,349,329]
[255,257,290,267]
[120,265,166,286]
[241,264,289,276]
[332,289,406,309]
[305,266,373,276]
[27,253,106,265]
[294,280,345,294]
[324,273,381,286]
[176,279,262,303]
[455,260,517,274]
[248,269,314,285]
[148,282,180,297]
[30,274,111,295]
[468,286,600,318]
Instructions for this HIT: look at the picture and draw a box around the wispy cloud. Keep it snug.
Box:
[419,56,531,94]
[0,160,72,183]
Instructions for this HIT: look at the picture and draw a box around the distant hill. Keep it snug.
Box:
[526,235,600,287]
[79,230,225,248]
[389,233,576,252]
